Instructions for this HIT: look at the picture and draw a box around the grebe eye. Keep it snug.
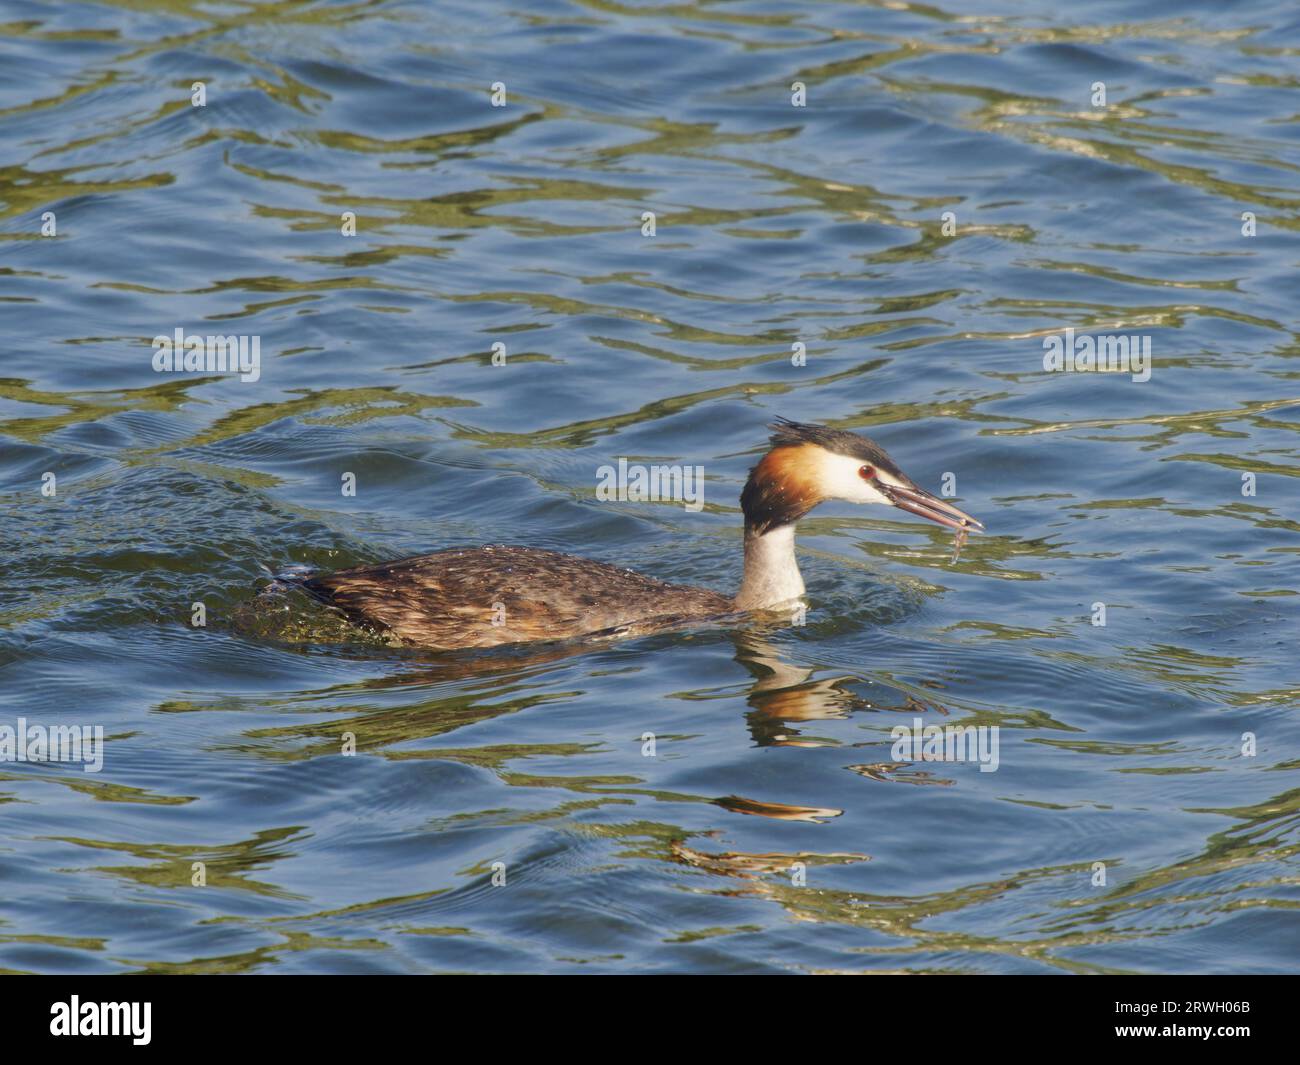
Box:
[858,465,875,480]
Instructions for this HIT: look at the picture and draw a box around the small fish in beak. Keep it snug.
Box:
[874,480,983,563]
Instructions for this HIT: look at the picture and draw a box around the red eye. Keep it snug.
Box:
[859,465,875,480]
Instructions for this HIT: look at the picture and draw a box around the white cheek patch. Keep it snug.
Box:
[818,451,893,505]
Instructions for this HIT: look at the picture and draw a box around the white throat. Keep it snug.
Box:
[735,524,804,611]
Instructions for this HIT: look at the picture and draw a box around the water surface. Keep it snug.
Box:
[2,0,1298,974]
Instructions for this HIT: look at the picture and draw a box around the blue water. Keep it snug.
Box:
[1,0,1298,974]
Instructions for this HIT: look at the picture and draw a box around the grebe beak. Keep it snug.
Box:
[878,482,984,533]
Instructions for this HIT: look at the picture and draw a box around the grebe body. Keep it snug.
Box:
[292,420,982,650]
[300,545,733,649]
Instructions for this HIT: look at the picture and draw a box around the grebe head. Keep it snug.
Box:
[741,418,984,536]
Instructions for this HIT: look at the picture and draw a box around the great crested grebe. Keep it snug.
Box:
[290,419,982,651]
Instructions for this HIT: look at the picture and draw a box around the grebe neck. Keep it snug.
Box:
[735,523,805,611]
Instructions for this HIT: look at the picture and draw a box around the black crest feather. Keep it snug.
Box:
[767,418,905,477]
